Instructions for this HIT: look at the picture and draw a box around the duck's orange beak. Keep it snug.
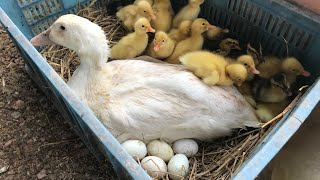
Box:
[251,67,260,74]
[149,13,156,20]
[301,70,311,77]
[30,28,54,46]
[147,26,156,33]
[207,24,216,30]
[153,43,160,51]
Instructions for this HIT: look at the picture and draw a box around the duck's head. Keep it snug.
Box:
[271,73,292,96]
[153,31,168,51]
[178,20,192,36]
[30,14,109,61]
[134,17,156,34]
[191,18,216,34]
[281,57,311,77]
[237,55,260,75]
[226,64,248,86]
[219,38,242,51]
[137,0,156,20]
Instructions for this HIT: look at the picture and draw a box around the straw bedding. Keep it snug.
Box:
[39,1,305,179]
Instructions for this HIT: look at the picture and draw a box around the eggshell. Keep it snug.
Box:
[141,156,168,178]
[147,140,174,162]
[121,140,147,161]
[168,154,189,180]
[173,139,198,157]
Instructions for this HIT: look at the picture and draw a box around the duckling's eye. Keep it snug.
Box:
[144,10,146,13]
[142,25,145,28]
[244,63,248,66]
[202,23,205,26]
[162,40,165,43]
[60,25,65,30]
[292,69,298,72]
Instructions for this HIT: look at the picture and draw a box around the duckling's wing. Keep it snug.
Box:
[104,60,259,142]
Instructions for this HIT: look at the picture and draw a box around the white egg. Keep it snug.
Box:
[173,139,199,157]
[168,154,189,180]
[141,156,168,178]
[147,140,174,162]
[121,140,147,161]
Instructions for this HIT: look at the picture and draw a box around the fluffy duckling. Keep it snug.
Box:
[111,18,156,59]
[116,1,156,31]
[256,56,310,82]
[151,0,173,32]
[205,27,229,41]
[233,55,260,81]
[166,18,215,64]
[134,0,153,5]
[215,38,242,56]
[168,20,192,43]
[252,73,292,103]
[255,100,290,123]
[180,51,247,86]
[172,0,205,28]
[147,31,175,59]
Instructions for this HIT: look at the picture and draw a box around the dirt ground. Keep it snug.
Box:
[0,28,116,179]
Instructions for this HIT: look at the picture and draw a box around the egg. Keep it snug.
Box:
[121,140,147,161]
[147,140,174,162]
[173,139,199,157]
[141,156,168,178]
[168,154,190,180]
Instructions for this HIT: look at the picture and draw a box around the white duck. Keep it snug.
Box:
[30,14,260,143]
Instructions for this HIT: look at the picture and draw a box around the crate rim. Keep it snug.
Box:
[0,7,151,180]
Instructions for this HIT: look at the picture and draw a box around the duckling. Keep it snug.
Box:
[147,31,175,59]
[168,20,192,43]
[180,51,247,86]
[111,18,156,59]
[116,0,156,31]
[165,18,215,64]
[215,38,242,56]
[281,57,310,84]
[237,82,257,108]
[255,100,290,123]
[151,0,173,32]
[233,55,260,81]
[252,73,292,103]
[172,0,205,28]
[134,0,153,5]
[205,27,229,41]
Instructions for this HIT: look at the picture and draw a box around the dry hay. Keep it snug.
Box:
[39,1,306,179]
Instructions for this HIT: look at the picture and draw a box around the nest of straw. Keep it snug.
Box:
[40,1,305,179]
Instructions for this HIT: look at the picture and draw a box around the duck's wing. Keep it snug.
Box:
[103,60,259,142]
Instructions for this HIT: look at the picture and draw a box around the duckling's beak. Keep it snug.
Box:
[30,28,54,46]
[153,43,160,51]
[147,26,156,33]
[301,70,311,77]
[233,45,242,50]
[251,67,260,74]
[149,13,156,20]
[207,24,216,30]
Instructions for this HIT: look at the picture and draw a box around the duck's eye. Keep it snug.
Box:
[142,25,145,28]
[162,40,165,43]
[202,23,205,26]
[144,10,146,13]
[292,69,297,72]
[60,25,65,30]
[244,63,248,66]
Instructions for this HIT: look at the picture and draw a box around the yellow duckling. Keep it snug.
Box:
[134,0,153,5]
[230,55,260,81]
[205,27,229,40]
[151,0,173,32]
[165,18,216,64]
[180,51,247,86]
[147,31,175,59]
[215,38,242,56]
[172,0,205,28]
[256,56,310,82]
[252,73,292,103]
[255,100,290,123]
[116,0,156,31]
[168,20,192,43]
[111,18,156,59]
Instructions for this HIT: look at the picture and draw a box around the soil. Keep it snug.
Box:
[0,27,116,179]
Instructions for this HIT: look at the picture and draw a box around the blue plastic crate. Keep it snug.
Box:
[0,0,319,179]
